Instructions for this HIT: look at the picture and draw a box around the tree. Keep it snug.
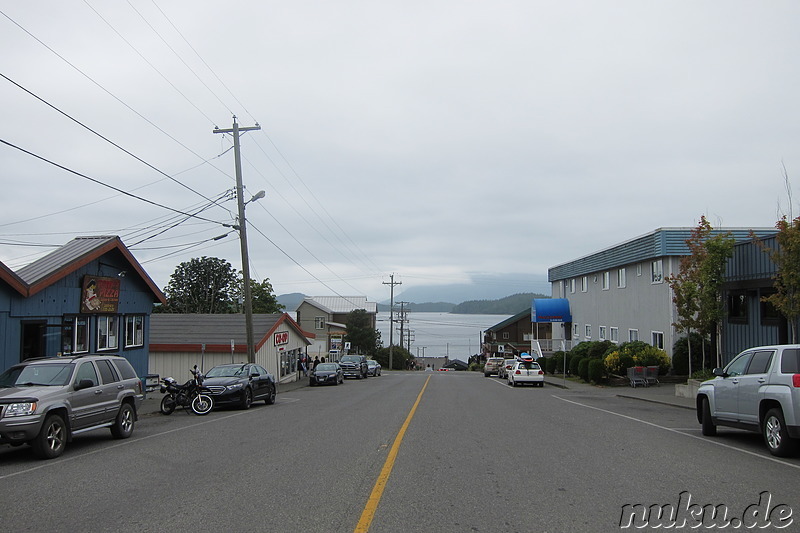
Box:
[761,216,800,342]
[667,217,734,370]
[375,345,413,370]
[160,257,238,313]
[345,309,381,357]
[232,276,285,314]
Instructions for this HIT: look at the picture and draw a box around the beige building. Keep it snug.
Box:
[295,296,377,359]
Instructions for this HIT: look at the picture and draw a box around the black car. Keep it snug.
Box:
[309,363,344,386]
[202,363,276,409]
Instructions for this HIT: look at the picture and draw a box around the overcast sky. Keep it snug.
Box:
[1,1,798,303]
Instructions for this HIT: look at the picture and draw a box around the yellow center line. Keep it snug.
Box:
[354,374,432,533]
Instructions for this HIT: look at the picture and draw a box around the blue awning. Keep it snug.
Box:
[531,298,571,323]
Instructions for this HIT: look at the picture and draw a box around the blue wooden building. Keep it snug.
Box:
[0,236,165,377]
[721,233,786,363]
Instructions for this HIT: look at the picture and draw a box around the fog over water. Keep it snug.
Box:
[376,312,511,359]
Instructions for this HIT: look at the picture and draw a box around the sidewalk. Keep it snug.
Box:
[139,376,309,417]
[544,376,696,410]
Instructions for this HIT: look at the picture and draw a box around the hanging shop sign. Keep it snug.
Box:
[80,276,120,314]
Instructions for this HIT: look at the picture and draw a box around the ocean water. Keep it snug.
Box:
[376,312,511,359]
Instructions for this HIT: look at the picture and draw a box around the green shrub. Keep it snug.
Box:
[691,368,715,381]
[672,333,712,375]
[588,359,605,383]
[603,350,636,376]
[569,353,582,376]
[587,340,616,359]
[632,345,671,375]
[569,341,593,360]
[578,358,590,382]
[549,351,566,374]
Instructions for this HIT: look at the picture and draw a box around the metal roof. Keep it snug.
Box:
[548,227,776,282]
[150,313,308,346]
[16,236,119,285]
[303,296,377,314]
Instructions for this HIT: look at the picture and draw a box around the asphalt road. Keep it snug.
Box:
[2,372,799,532]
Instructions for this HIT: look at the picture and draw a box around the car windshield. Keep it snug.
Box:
[0,363,74,387]
[316,363,337,371]
[206,365,247,378]
[367,361,378,366]
[341,356,360,363]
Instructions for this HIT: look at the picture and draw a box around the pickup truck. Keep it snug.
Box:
[696,344,800,457]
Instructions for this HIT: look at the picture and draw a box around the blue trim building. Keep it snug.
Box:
[0,236,165,377]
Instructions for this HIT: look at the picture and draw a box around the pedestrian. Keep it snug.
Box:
[313,356,320,369]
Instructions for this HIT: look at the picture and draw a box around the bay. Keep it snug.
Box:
[376,312,511,360]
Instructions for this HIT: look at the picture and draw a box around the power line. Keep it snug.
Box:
[0,138,229,227]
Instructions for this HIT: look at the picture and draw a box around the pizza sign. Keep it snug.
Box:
[274,331,289,346]
[80,276,120,314]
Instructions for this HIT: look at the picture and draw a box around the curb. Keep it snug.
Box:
[615,393,695,411]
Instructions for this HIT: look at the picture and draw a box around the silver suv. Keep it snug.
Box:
[0,354,143,459]
[696,344,800,457]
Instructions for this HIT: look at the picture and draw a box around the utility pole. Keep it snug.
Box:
[214,117,261,363]
[382,274,401,370]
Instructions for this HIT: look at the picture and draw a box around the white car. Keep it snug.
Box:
[498,358,517,379]
[507,361,544,387]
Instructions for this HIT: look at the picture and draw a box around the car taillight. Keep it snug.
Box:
[793,374,800,388]
[538,371,543,375]
[515,370,521,375]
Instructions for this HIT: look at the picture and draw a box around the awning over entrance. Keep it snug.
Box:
[531,298,571,323]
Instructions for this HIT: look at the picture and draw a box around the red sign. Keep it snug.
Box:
[274,331,289,346]
[80,276,120,314]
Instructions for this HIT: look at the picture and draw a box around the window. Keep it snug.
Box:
[572,324,579,339]
[502,332,510,340]
[315,317,326,329]
[581,276,588,292]
[602,271,610,290]
[746,351,774,374]
[569,279,576,293]
[585,325,592,339]
[728,291,748,323]
[96,359,120,384]
[780,348,800,373]
[74,361,99,387]
[62,316,88,354]
[617,268,627,288]
[610,327,619,343]
[651,331,664,350]
[651,260,663,283]
[599,326,607,341]
[124,315,144,348]
[629,329,639,342]
[724,352,752,377]
[97,316,119,351]
[761,291,781,326]
[636,264,642,276]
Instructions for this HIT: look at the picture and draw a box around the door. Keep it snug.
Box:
[69,361,106,429]
[736,350,775,425]
[21,321,46,361]
[713,352,752,420]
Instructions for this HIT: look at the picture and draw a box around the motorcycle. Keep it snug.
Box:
[159,365,214,416]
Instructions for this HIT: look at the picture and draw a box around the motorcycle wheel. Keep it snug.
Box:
[191,394,213,415]
[160,395,176,415]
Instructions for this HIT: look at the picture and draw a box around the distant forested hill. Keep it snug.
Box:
[451,293,549,314]
[376,302,455,312]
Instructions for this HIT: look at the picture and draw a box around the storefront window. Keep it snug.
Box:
[125,315,144,348]
[62,316,88,354]
[97,316,119,351]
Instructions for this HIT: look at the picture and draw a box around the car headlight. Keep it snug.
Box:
[5,402,37,416]
[226,383,244,391]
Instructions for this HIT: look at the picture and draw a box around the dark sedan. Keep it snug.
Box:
[366,359,381,376]
[203,363,276,409]
[309,363,344,386]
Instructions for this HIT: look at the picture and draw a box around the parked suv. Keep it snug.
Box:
[0,354,143,459]
[339,355,369,379]
[696,344,800,457]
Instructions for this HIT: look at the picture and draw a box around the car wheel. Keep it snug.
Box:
[763,408,797,457]
[265,383,276,405]
[700,397,716,436]
[241,388,253,409]
[111,402,135,439]
[32,413,67,459]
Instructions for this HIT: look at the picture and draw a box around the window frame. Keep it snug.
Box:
[629,329,639,342]
[599,326,607,341]
[651,260,663,284]
[617,268,627,288]
[601,271,610,290]
[62,315,89,355]
[97,315,119,351]
[610,327,619,343]
[315,316,326,330]
[651,331,664,350]
[124,315,144,348]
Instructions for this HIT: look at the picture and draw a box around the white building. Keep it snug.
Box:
[548,227,773,358]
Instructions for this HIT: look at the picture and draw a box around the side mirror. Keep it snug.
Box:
[74,378,95,391]
[250,373,260,378]
[713,368,726,378]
